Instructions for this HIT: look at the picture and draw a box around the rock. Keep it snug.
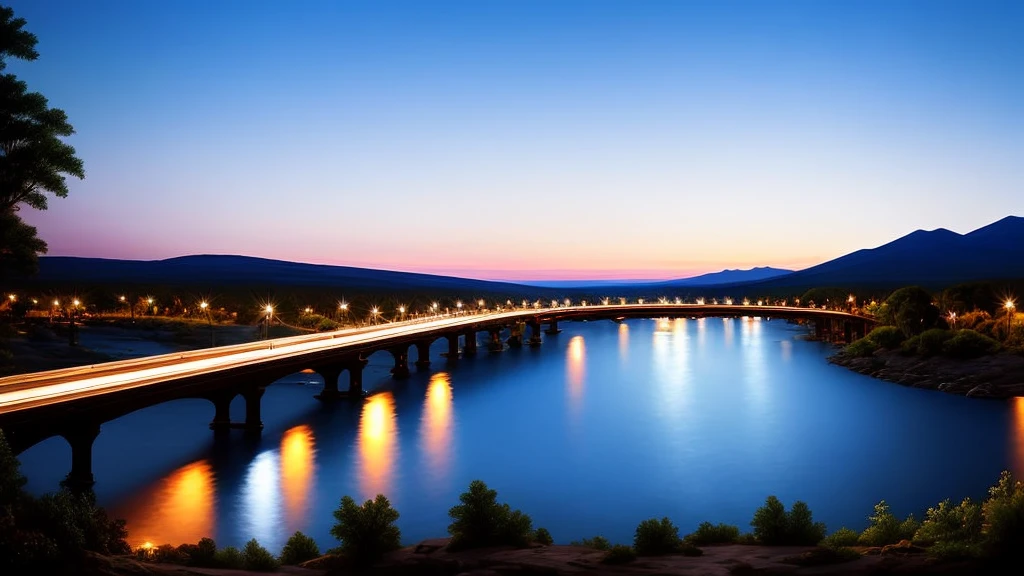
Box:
[880,540,925,555]
[966,385,993,398]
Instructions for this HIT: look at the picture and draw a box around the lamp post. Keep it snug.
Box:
[1006,299,1016,339]
[338,302,348,324]
[200,301,214,347]
[948,310,957,330]
[146,297,154,315]
[371,306,380,325]
[264,305,274,340]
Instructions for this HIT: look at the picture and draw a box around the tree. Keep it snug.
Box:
[880,286,939,337]
[0,5,83,279]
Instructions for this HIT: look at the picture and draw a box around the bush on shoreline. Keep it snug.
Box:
[330,494,402,566]
[447,480,534,550]
[750,496,826,545]
[859,501,919,546]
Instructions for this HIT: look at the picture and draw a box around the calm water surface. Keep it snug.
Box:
[20,318,1024,551]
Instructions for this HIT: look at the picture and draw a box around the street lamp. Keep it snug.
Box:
[947,310,957,329]
[456,301,463,314]
[398,305,406,321]
[1006,299,1016,338]
[371,306,380,325]
[200,301,214,347]
[264,304,274,339]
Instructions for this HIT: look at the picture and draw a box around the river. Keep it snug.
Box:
[18,317,1024,552]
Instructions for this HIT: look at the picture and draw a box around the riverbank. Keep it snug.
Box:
[829,348,1024,398]
[86,539,995,576]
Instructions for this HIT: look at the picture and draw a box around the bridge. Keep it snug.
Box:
[0,304,872,489]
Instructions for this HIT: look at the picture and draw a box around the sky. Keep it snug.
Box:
[7,0,1024,281]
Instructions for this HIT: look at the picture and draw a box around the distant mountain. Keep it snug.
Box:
[658,266,793,287]
[745,216,1024,291]
[23,255,552,295]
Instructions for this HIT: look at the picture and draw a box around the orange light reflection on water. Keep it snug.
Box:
[117,460,215,547]
[618,323,629,361]
[1012,397,1024,478]
[567,335,586,405]
[420,373,454,486]
[358,392,398,500]
[280,425,316,531]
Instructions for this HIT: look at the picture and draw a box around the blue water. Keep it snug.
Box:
[18,318,1024,552]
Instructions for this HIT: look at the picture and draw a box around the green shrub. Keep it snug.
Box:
[943,329,1001,359]
[858,501,919,546]
[570,535,611,550]
[602,544,636,564]
[241,538,279,571]
[214,545,244,569]
[913,498,982,546]
[751,496,826,545]
[280,531,321,565]
[916,328,953,356]
[751,496,788,544]
[788,501,827,545]
[844,338,878,358]
[684,522,739,545]
[191,537,217,566]
[447,480,533,550]
[981,470,1024,558]
[152,543,187,564]
[736,532,758,544]
[633,517,682,555]
[866,326,905,349]
[927,540,982,561]
[900,335,921,355]
[20,489,130,557]
[533,527,553,546]
[332,494,402,564]
[821,527,860,548]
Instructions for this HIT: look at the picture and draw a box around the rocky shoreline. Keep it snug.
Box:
[83,539,996,576]
[829,349,1024,398]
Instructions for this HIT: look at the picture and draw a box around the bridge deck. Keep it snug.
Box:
[0,304,870,415]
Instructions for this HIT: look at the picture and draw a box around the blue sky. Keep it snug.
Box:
[8,0,1024,280]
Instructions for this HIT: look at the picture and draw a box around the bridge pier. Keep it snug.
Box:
[463,332,478,355]
[209,391,236,431]
[488,328,504,352]
[315,365,345,401]
[348,359,366,396]
[507,322,524,347]
[415,342,431,368]
[545,319,561,335]
[390,348,411,379]
[528,321,543,346]
[814,319,825,340]
[445,334,460,361]
[61,423,101,491]
[242,387,265,431]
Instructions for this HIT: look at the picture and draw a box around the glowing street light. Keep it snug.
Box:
[72,299,80,308]
[696,298,705,305]
[602,298,610,305]
[199,301,214,347]
[947,310,957,329]
[1006,299,1016,337]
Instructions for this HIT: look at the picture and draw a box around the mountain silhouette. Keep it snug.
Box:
[747,216,1024,290]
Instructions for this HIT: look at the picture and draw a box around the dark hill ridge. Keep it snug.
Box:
[658,266,792,286]
[735,215,1024,291]
[27,254,552,294]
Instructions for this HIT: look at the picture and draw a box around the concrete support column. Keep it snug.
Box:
[415,341,431,368]
[507,322,524,347]
[463,332,478,355]
[348,359,367,397]
[488,328,504,352]
[315,365,344,401]
[528,322,543,346]
[446,335,460,361]
[843,321,853,343]
[242,387,265,431]
[62,423,101,491]
[390,348,411,379]
[545,319,561,334]
[209,391,236,431]
[814,320,825,340]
